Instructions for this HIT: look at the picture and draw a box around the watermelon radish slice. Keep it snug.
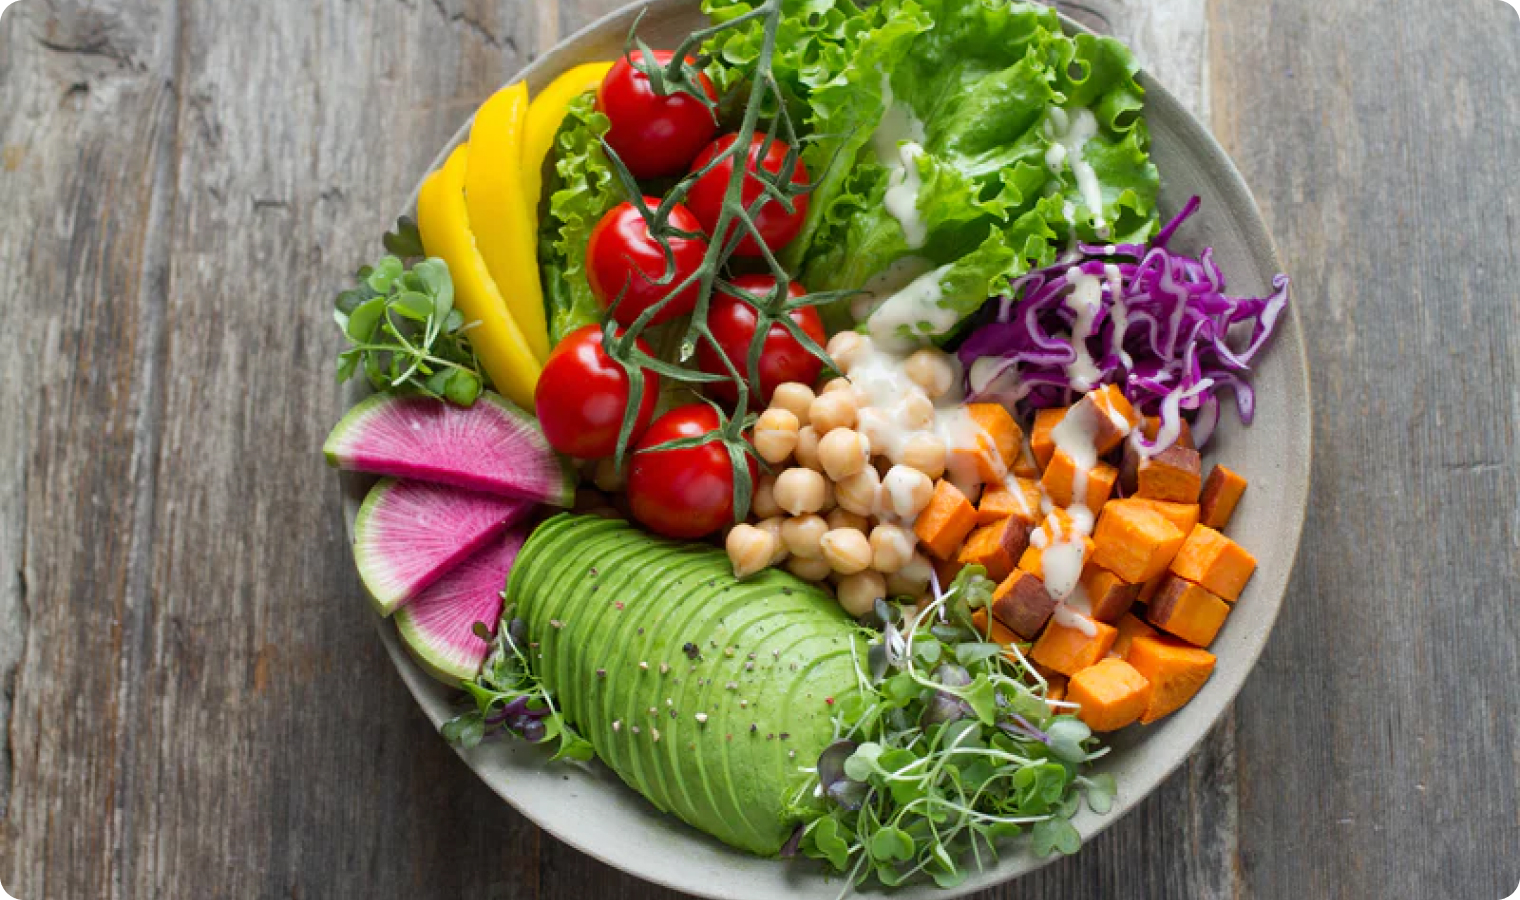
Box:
[353,478,531,616]
[394,526,527,685]
[325,392,575,507]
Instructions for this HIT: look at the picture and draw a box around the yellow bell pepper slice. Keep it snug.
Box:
[521,62,613,229]
[464,82,552,364]
[417,146,542,410]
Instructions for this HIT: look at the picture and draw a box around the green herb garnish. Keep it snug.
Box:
[333,217,488,406]
[789,567,1114,889]
[442,609,596,763]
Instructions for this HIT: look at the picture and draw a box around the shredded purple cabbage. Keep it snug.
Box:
[958,197,1290,450]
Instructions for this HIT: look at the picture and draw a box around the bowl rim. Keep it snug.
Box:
[343,1,1313,895]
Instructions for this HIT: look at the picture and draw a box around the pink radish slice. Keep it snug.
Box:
[324,392,575,506]
[394,525,528,685]
[353,478,531,616]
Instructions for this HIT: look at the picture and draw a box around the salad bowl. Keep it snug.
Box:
[337,1,1312,896]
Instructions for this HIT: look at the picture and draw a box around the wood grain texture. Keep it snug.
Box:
[1210,0,1520,898]
[1,0,1516,897]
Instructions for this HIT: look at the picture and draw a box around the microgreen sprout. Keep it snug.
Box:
[332,217,488,406]
[787,567,1115,889]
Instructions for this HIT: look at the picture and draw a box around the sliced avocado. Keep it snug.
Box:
[512,515,866,856]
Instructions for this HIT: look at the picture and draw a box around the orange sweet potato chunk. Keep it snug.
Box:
[1012,441,1041,479]
[1124,498,1200,535]
[1017,535,1096,582]
[1090,501,1186,584]
[971,608,1019,646]
[1169,524,1258,601]
[1137,446,1202,503]
[958,516,1032,582]
[1126,635,1217,724]
[1080,564,1141,623]
[1040,451,1119,509]
[1113,612,1160,659]
[1030,613,1118,676]
[1137,574,1166,603]
[1030,408,1067,470]
[1077,384,1141,454]
[1067,658,1153,731]
[1140,415,1195,449]
[915,480,979,560]
[1199,465,1248,530]
[991,569,1058,640]
[1146,575,1230,647]
[1045,675,1069,711]
[977,477,1041,526]
[1122,418,1196,494]
[948,404,1021,482]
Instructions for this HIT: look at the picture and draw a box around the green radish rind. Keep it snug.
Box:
[511,514,866,857]
[325,391,576,508]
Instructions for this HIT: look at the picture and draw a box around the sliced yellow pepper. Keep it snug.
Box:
[464,82,552,363]
[521,62,614,229]
[417,146,542,410]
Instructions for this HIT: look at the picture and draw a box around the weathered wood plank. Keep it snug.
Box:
[1210,0,1520,897]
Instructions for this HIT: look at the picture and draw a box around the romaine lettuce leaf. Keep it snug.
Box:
[539,91,623,345]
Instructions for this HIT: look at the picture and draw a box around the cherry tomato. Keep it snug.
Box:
[627,404,757,539]
[685,134,811,257]
[535,325,660,460]
[697,276,826,405]
[597,51,718,179]
[587,199,710,327]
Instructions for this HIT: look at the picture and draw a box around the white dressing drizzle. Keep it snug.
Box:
[872,72,931,250]
[1064,268,1104,391]
[1044,107,1109,239]
[1104,262,1133,369]
[866,265,954,352]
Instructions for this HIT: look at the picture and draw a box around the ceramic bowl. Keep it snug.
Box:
[339,2,1311,896]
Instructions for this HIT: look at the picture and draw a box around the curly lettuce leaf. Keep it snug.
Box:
[539,91,622,345]
[761,0,1159,338]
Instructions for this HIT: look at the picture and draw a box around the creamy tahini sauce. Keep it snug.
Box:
[865,265,955,352]
[1064,269,1104,391]
[1044,107,1109,239]
[873,72,930,250]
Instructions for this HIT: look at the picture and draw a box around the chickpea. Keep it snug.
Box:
[869,524,916,574]
[901,392,936,430]
[726,524,779,579]
[882,465,935,519]
[794,426,823,471]
[835,466,882,517]
[820,377,854,396]
[828,509,871,533]
[820,528,873,575]
[753,408,800,464]
[774,467,828,516]
[781,514,829,559]
[755,516,790,565]
[786,554,833,583]
[903,348,958,400]
[836,571,888,618]
[819,477,837,514]
[886,552,934,597]
[818,428,870,481]
[591,458,625,493]
[900,433,947,480]
[752,475,782,519]
[826,331,872,375]
[771,382,815,426]
[855,407,892,456]
[809,390,859,436]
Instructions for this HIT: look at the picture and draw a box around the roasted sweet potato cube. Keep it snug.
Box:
[1140,415,1195,449]
[1091,501,1186,584]
[915,480,979,560]
[1080,564,1141,623]
[970,608,1019,646]
[1067,658,1153,731]
[958,516,1032,582]
[991,569,1058,640]
[969,403,1022,467]
[1012,441,1041,479]
[1113,611,1160,658]
[1199,465,1248,530]
[1169,524,1257,601]
[1017,536,1096,584]
[1030,613,1118,676]
[1045,675,1069,712]
[1137,446,1202,503]
[947,404,1020,482]
[1146,575,1230,647]
[1071,384,1140,454]
[1041,451,1119,509]
[977,477,1041,526]
[1122,498,1200,535]
[1030,408,1067,470]
[1126,635,1217,724]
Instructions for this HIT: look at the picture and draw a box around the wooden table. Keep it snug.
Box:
[1,0,1516,897]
